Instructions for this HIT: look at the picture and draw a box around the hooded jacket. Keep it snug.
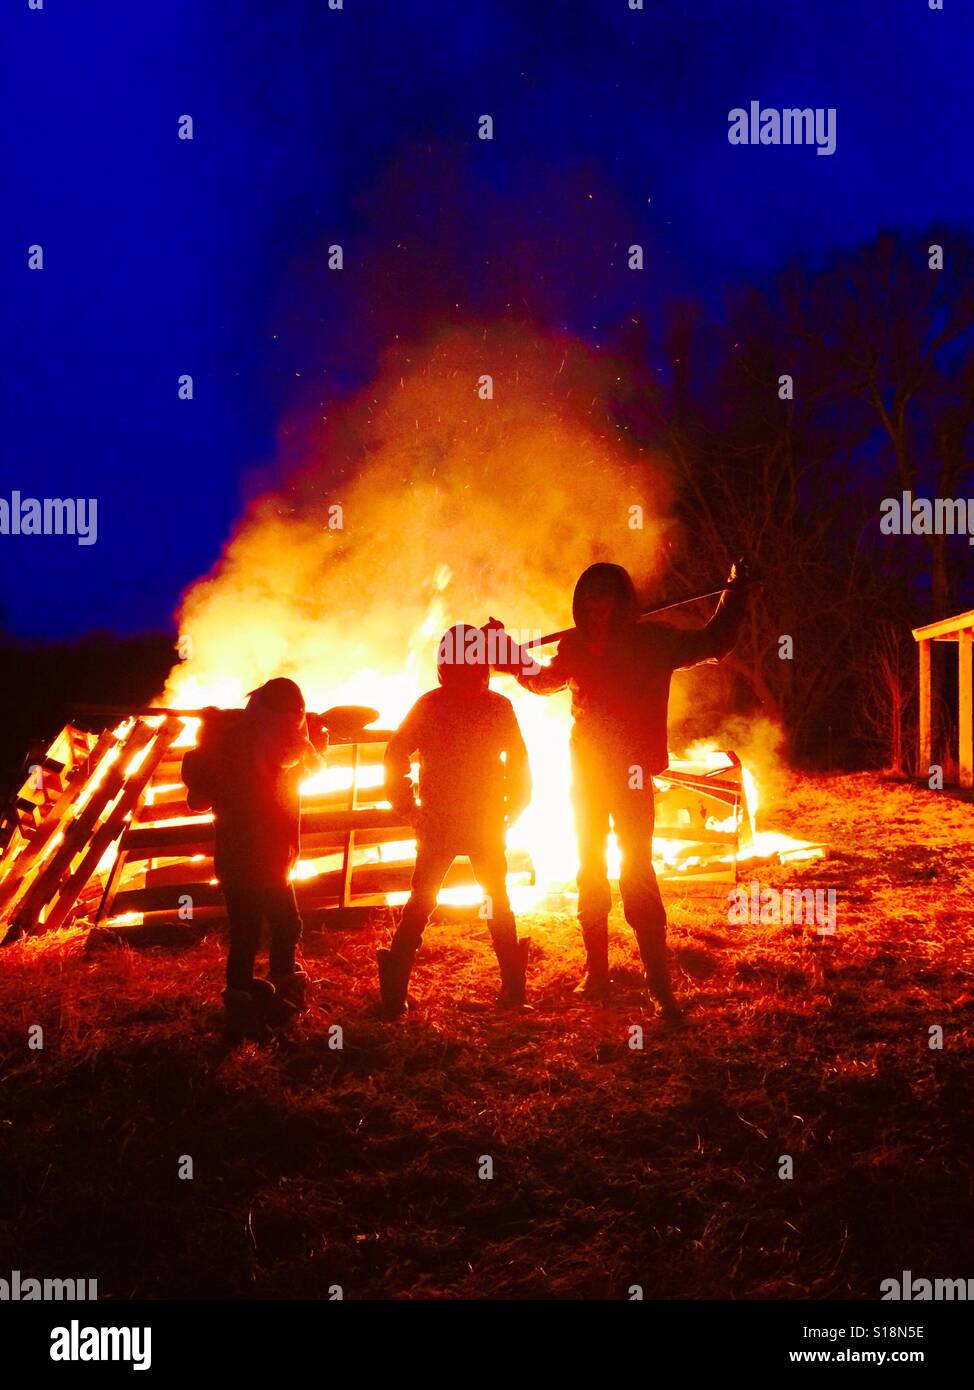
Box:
[384,685,531,850]
[518,564,745,775]
[182,685,318,885]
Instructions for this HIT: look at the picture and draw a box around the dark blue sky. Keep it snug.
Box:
[3,0,972,639]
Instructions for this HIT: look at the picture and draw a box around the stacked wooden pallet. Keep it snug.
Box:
[101,718,535,927]
[0,711,536,941]
[0,706,746,943]
[0,717,184,942]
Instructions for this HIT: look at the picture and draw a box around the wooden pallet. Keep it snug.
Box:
[1,711,746,938]
[98,724,538,924]
[0,719,182,942]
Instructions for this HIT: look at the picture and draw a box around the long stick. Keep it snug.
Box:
[522,581,745,649]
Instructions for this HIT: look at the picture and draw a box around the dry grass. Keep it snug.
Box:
[1,772,972,1300]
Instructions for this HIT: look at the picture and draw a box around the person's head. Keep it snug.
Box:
[436,623,490,695]
[247,677,306,721]
[572,563,638,639]
[245,678,310,766]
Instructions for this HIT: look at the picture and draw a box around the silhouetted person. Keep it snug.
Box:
[493,559,749,1021]
[378,624,532,1016]
[182,677,321,1039]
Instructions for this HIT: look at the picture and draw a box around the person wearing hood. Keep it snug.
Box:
[377,623,533,1017]
[492,558,750,1020]
[181,677,322,1039]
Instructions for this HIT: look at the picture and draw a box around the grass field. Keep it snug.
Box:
[1,772,971,1300]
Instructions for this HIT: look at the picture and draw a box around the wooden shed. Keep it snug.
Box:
[912,608,974,788]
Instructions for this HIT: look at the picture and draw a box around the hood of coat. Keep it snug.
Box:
[245,679,316,770]
[572,563,639,636]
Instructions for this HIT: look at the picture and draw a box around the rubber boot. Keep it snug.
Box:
[494,935,532,1010]
[635,925,683,1024]
[377,947,414,1018]
[222,979,276,1042]
[268,966,311,1024]
[574,920,611,998]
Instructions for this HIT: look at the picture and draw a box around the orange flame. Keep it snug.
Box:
[161,325,819,899]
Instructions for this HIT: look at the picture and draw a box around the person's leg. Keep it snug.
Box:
[571,746,613,994]
[390,842,453,956]
[612,777,680,1019]
[264,880,308,1011]
[222,880,263,990]
[470,840,527,1006]
[379,841,453,1014]
[221,880,274,1038]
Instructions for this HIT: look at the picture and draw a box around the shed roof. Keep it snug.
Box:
[912,609,974,642]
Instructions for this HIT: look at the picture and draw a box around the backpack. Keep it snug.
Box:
[181,709,244,813]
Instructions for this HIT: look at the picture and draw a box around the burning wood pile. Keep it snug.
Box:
[0,703,765,943]
[0,716,184,942]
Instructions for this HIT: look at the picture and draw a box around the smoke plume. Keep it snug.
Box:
[166,322,675,715]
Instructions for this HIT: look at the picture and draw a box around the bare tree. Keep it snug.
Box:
[854,620,918,775]
[640,233,974,765]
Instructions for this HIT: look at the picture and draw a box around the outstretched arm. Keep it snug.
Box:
[663,557,751,670]
[516,647,571,696]
[482,616,571,696]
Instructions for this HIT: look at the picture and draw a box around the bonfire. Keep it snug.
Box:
[0,624,822,944]
[2,329,829,940]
